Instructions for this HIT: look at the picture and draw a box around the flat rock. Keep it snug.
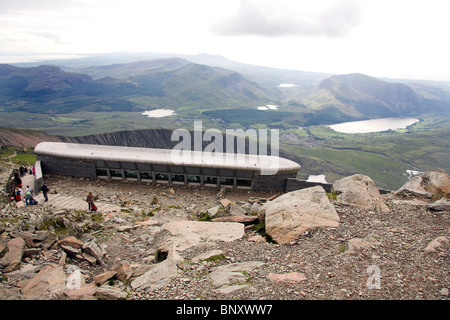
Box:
[215,285,250,294]
[130,259,178,291]
[95,285,128,300]
[424,236,448,252]
[65,283,97,300]
[191,249,225,263]
[346,237,382,255]
[58,236,84,249]
[228,203,246,216]
[163,221,245,252]
[427,198,450,212]
[268,272,307,282]
[208,261,265,286]
[21,264,67,300]
[94,271,117,286]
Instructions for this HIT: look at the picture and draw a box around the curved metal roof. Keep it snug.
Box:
[34,142,301,175]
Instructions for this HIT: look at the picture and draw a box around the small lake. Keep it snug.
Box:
[328,117,419,133]
[307,174,328,184]
[257,104,279,110]
[141,109,176,118]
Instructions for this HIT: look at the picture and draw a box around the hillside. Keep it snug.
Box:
[2,59,449,131]
[0,61,277,116]
[292,74,425,125]
[0,127,60,147]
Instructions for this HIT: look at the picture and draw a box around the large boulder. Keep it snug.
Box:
[262,186,340,244]
[21,264,67,300]
[331,174,389,213]
[397,169,450,200]
[0,237,26,272]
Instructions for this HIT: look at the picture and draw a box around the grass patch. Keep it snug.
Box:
[253,221,277,244]
[11,153,36,166]
[198,211,212,222]
[204,254,226,263]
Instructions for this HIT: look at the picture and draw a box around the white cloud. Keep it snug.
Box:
[0,0,449,80]
[211,0,364,38]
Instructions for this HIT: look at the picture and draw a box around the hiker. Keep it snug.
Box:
[14,187,23,202]
[86,192,96,211]
[14,173,22,189]
[24,185,33,206]
[41,183,49,202]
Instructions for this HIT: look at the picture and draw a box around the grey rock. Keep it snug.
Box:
[130,259,178,291]
[332,174,389,213]
[263,186,340,244]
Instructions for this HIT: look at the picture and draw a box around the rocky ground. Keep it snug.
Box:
[0,167,449,301]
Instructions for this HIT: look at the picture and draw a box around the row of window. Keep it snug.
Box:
[96,168,253,188]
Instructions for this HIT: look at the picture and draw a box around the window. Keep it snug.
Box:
[125,170,138,180]
[204,176,218,185]
[171,174,185,183]
[219,177,234,186]
[140,171,153,181]
[237,179,252,188]
[96,169,108,177]
[110,169,123,179]
[187,175,201,184]
[155,173,169,182]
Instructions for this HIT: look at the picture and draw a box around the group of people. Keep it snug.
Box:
[19,165,35,177]
[12,165,49,206]
[12,166,95,212]
[13,182,49,206]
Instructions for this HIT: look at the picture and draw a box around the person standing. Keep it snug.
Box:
[14,187,22,202]
[24,185,33,206]
[41,183,49,202]
[86,192,95,211]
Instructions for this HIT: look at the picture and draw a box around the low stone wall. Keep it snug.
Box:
[34,160,43,194]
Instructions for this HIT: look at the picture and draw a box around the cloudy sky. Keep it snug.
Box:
[1,0,449,81]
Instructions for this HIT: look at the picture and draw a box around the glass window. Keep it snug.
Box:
[219,177,234,186]
[237,179,252,187]
[171,174,185,183]
[125,170,138,179]
[187,175,201,184]
[204,176,217,185]
[110,169,123,178]
[140,172,153,181]
[96,169,108,177]
[155,173,169,181]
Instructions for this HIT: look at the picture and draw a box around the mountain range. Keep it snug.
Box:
[1,53,450,129]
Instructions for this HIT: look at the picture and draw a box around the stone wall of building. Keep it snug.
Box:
[38,156,96,179]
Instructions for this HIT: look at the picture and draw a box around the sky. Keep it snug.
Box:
[1,0,449,81]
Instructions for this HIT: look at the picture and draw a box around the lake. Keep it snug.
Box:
[328,117,419,133]
[257,104,279,110]
[141,109,176,118]
[307,174,328,184]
